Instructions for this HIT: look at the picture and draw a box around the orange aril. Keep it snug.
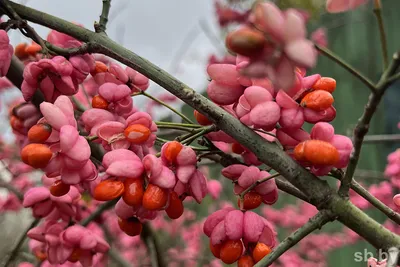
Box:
[49,180,70,197]
[300,90,334,111]
[123,178,144,206]
[220,239,244,264]
[293,140,339,166]
[238,192,262,210]
[28,123,52,143]
[252,242,271,263]
[194,110,212,126]
[165,191,184,219]
[118,217,143,236]
[226,27,266,58]
[237,255,255,267]
[210,240,222,258]
[93,180,125,201]
[164,141,183,163]
[142,184,168,210]
[124,124,151,144]
[92,95,109,109]
[21,143,53,169]
[312,77,336,93]
[14,43,29,59]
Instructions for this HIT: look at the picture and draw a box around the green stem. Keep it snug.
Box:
[373,0,389,70]
[96,0,111,33]
[315,44,376,93]
[156,124,194,132]
[155,121,201,128]
[239,172,281,199]
[339,53,400,197]
[136,91,194,124]
[180,125,216,145]
[254,210,334,267]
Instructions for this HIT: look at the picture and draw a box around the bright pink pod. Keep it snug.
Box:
[302,74,321,89]
[243,86,273,107]
[115,198,136,219]
[225,210,244,241]
[189,170,208,203]
[258,220,277,248]
[207,80,244,105]
[99,83,131,102]
[176,146,197,166]
[210,220,227,246]
[59,125,79,153]
[207,64,241,86]
[221,164,247,180]
[253,2,285,42]
[176,165,196,184]
[243,211,264,243]
[150,166,176,189]
[250,101,281,130]
[285,39,317,68]
[238,166,260,189]
[207,180,222,200]
[393,194,400,208]
[143,154,163,178]
[283,9,306,43]
[326,0,368,13]
[310,122,335,142]
[279,107,304,129]
[23,187,50,207]
[261,189,278,204]
[276,128,310,147]
[0,30,13,77]
[275,90,298,109]
[203,207,234,237]
[330,135,353,168]
[255,172,277,195]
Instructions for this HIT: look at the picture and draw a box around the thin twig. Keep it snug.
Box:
[3,218,40,267]
[331,169,400,225]
[0,179,24,201]
[141,223,166,267]
[352,180,400,225]
[239,172,280,198]
[136,91,194,124]
[362,134,400,143]
[339,52,400,197]
[95,0,111,33]
[81,199,118,226]
[373,0,389,70]
[254,210,334,267]
[315,44,376,93]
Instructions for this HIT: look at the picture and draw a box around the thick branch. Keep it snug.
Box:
[254,210,334,267]
[339,52,400,197]
[8,1,400,251]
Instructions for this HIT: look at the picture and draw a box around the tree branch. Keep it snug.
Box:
[0,178,24,201]
[141,223,166,267]
[352,180,400,225]
[373,0,389,70]
[95,0,111,33]
[339,52,400,197]
[7,0,400,252]
[81,198,118,227]
[362,134,400,143]
[315,44,376,92]
[254,210,335,267]
[2,218,40,266]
